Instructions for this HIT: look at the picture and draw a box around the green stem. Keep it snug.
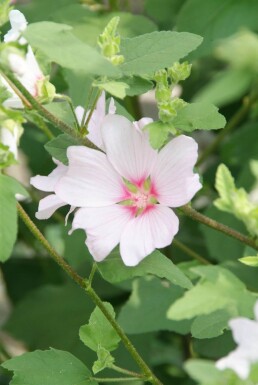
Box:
[17,203,163,385]
[90,377,142,383]
[25,114,54,140]
[197,92,258,166]
[17,203,85,287]
[86,286,160,384]
[55,94,80,131]
[111,364,143,378]
[173,239,210,265]
[88,262,97,286]
[81,86,94,128]
[0,67,99,150]
[180,205,258,251]
[82,89,102,135]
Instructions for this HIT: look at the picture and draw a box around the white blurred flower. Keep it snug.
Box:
[2,10,48,109]
[216,301,258,379]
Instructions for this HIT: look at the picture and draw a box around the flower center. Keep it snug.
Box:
[119,177,157,216]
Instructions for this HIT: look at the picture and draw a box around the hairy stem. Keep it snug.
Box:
[197,92,258,166]
[111,364,144,378]
[82,89,102,135]
[17,203,162,385]
[180,205,258,251]
[173,239,210,265]
[90,377,142,383]
[0,67,99,150]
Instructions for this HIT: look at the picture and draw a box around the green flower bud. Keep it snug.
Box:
[97,16,124,66]
[168,61,192,83]
[36,77,56,104]
[158,100,177,123]
[171,97,188,111]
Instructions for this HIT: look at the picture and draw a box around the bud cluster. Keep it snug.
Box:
[97,17,124,66]
[154,62,191,123]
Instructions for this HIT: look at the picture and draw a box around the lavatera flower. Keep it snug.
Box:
[216,301,258,380]
[53,114,201,266]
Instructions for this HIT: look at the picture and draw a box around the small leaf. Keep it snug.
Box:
[97,249,192,289]
[173,102,226,132]
[2,348,97,385]
[0,175,28,262]
[215,164,235,204]
[92,347,115,374]
[79,302,121,352]
[44,134,80,165]
[145,121,169,149]
[94,80,129,99]
[239,256,258,267]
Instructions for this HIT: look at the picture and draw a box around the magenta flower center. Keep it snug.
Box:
[120,178,158,216]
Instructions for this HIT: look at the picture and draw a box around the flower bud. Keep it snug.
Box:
[168,61,192,83]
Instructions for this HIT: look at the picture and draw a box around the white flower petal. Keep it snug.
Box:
[101,114,158,183]
[30,161,67,192]
[36,194,66,220]
[229,318,258,353]
[216,350,250,379]
[133,117,153,131]
[4,10,27,43]
[120,205,179,266]
[56,146,124,207]
[151,135,201,207]
[71,205,131,262]
[108,97,116,114]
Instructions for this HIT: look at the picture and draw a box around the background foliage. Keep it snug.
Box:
[1,0,258,385]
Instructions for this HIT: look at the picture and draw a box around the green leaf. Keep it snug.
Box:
[193,69,252,108]
[215,164,236,208]
[122,76,153,97]
[0,175,28,262]
[120,31,202,75]
[185,359,229,385]
[44,134,80,165]
[214,164,258,237]
[118,277,191,334]
[191,309,232,339]
[2,348,96,385]
[239,256,258,267]
[94,80,129,99]
[24,22,120,77]
[92,347,115,374]
[79,302,121,352]
[97,249,193,289]
[145,121,170,149]
[167,266,256,327]
[173,102,226,132]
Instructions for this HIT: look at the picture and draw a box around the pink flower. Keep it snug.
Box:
[30,92,116,219]
[55,114,201,266]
